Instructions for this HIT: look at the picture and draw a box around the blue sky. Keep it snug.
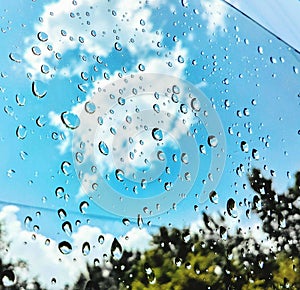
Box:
[0,0,299,287]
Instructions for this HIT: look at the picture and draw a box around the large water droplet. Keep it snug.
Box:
[37,31,48,42]
[152,128,163,141]
[62,221,72,236]
[227,198,237,218]
[79,201,89,214]
[61,161,71,176]
[9,52,22,63]
[58,241,72,254]
[16,125,27,140]
[111,238,122,260]
[58,208,67,220]
[191,98,201,111]
[209,191,218,204]
[240,141,249,153]
[1,269,16,287]
[207,135,218,147]
[32,80,47,98]
[61,111,80,129]
[98,141,109,155]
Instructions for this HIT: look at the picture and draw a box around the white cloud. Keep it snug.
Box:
[0,206,152,288]
[200,0,228,35]
[23,0,166,79]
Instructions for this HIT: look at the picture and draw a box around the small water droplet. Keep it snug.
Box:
[181,153,189,164]
[98,235,105,244]
[82,241,91,256]
[138,63,145,71]
[257,46,263,54]
[252,149,259,160]
[114,42,122,51]
[122,218,130,226]
[199,145,206,154]
[55,187,64,198]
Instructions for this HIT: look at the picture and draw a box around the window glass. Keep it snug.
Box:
[0,0,299,288]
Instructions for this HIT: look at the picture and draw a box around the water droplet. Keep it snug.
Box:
[79,201,89,214]
[24,216,32,229]
[37,31,48,42]
[98,141,109,155]
[181,0,189,8]
[181,153,189,164]
[115,169,125,182]
[4,105,13,116]
[252,149,259,160]
[61,111,80,129]
[1,269,16,287]
[220,226,227,240]
[157,150,165,161]
[207,135,218,147]
[138,63,145,71]
[178,55,184,63]
[118,97,125,106]
[55,187,64,198]
[41,64,49,74]
[61,161,71,176]
[114,42,122,51]
[240,141,249,153]
[191,98,200,111]
[144,263,156,284]
[180,104,188,114]
[293,66,299,74]
[98,235,105,244]
[257,46,263,54]
[172,85,180,94]
[111,238,122,260]
[227,198,237,218]
[84,101,96,114]
[9,52,22,63]
[199,145,206,154]
[122,218,130,226]
[58,241,72,254]
[62,221,72,236]
[36,115,46,127]
[164,182,172,191]
[16,94,26,106]
[82,241,90,256]
[222,78,229,85]
[152,128,163,141]
[153,103,160,113]
[32,80,47,98]
[58,208,67,220]
[209,191,218,204]
[16,125,27,140]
